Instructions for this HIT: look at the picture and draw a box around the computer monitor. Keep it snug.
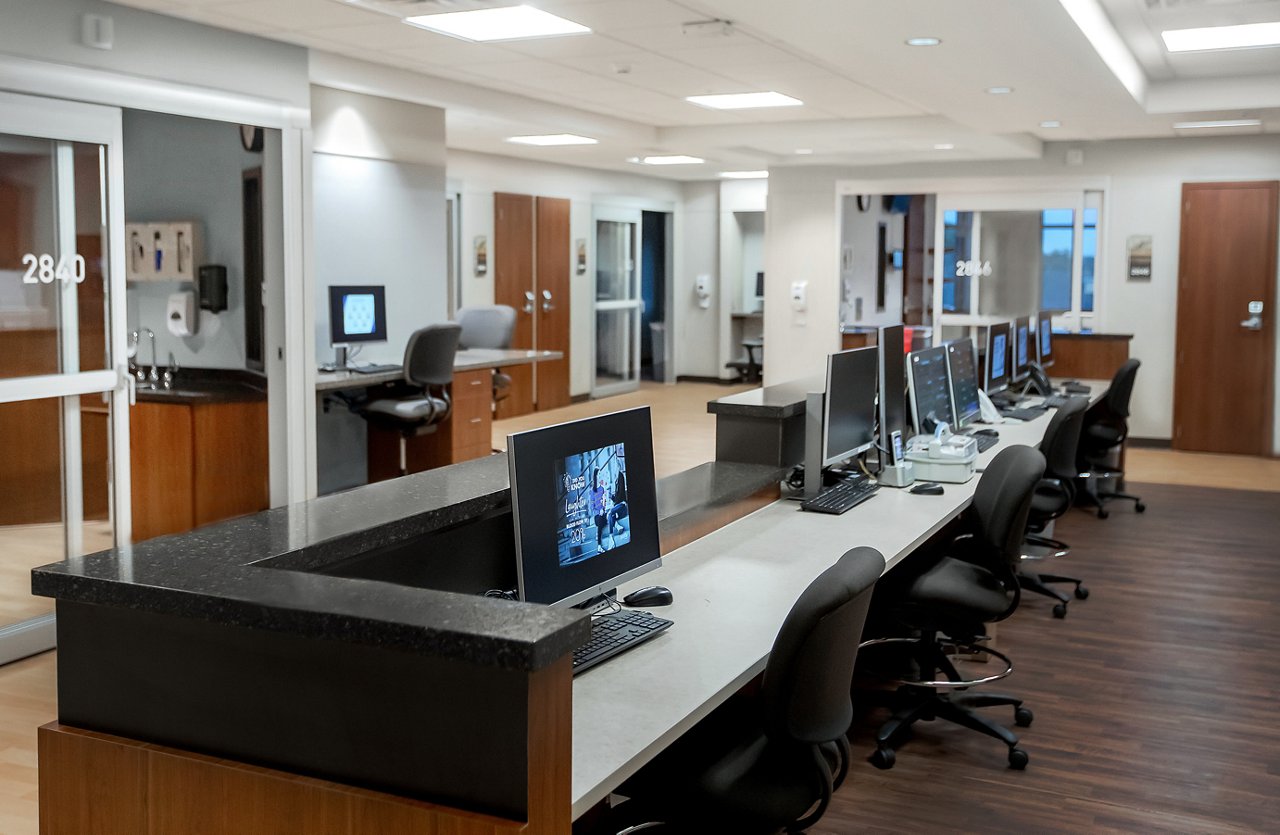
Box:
[1036,310,1054,369]
[822,346,879,466]
[907,345,955,433]
[328,285,387,345]
[877,325,908,444]
[1013,315,1032,383]
[508,407,661,609]
[984,321,1012,394]
[945,338,982,430]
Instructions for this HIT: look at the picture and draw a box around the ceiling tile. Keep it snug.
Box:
[536,0,707,32]
[498,33,643,60]
[663,41,801,69]
[210,0,385,31]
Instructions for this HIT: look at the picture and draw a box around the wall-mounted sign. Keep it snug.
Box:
[576,238,587,274]
[474,235,487,277]
[22,253,86,284]
[955,259,992,277]
[1126,235,1152,281]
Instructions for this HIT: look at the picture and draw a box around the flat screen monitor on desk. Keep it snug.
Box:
[1013,315,1032,383]
[945,338,982,430]
[878,325,908,444]
[1036,310,1054,369]
[984,321,1012,394]
[822,347,879,466]
[508,407,661,609]
[328,285,387,346]
[907,345,955,433]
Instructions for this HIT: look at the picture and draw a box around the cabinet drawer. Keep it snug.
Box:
[452,370,492,404]
[453,443,493,463]
[451,410,491,451]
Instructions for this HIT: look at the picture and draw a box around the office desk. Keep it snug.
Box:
[572,382,1108,818]
[314,348,562,392]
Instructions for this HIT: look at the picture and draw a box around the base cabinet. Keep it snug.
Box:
[367,369,494,482]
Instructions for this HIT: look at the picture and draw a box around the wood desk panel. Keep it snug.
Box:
[1051,334,1131,381]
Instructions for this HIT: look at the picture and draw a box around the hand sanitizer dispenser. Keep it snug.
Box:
[167,291,198,337]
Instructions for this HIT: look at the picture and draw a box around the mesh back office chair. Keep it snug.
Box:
[611,546,885,835]
[1076,359,1146,519]
[359,323,461,476]
[455,305,516,405]
[861,445,1045,771]
[1019,396,1091,618]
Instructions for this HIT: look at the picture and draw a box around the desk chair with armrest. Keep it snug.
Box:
[861,445,1045,770]
[455,305,516,406]
[1019,396,1090,618]
[357,323,461,477]
[609,546,885,835]
[1076,359,1146,519]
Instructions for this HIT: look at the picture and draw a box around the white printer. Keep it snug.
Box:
[905,424,978,483]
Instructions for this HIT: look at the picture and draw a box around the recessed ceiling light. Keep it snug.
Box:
[934,143,955,150]
[720,170,769,179]
[686,91,803,110]
[405,5,590,42]
[986,86,1014,95]
[794,148,814,155]
[637,155,705,165]
[506,133,598,146]
[1040,120,1062,129]
[1162,21,1280,53]
[1172,119,1263,130]
[905,37,941,47]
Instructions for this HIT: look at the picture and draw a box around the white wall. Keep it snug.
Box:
[715,179,768,378]
[447,150,688,395]
[765,136,1280,447]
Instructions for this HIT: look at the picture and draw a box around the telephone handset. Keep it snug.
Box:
[1025,362,1053,396]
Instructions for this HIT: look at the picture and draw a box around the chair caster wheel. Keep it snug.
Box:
[1008,748,1029,770]
[1014,707,1034,727]
[870,747,896,770]
[1074,586,1089,600]
[1052,603,1067,619]
[1136,502,1146,513]
[1097,508,1109,519]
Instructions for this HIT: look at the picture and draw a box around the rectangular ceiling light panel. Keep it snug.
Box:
[1162,21,1280,52]
[507,134,598,145]
[686,91,803,110]
[406,5,590,41]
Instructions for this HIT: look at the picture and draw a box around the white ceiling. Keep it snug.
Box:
[108,0,1280,179]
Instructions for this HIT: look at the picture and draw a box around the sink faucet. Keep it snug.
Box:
[128,330,144,381]
[163,352,178,390]
[143,328,159,388]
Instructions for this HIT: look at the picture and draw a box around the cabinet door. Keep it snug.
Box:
[494,193,535,417]
[131,402,194,542]
[535,197,571,411]
[192,401,268,526]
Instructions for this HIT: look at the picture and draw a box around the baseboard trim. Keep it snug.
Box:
[677,375,742,385]
[0,613,55,666]
[1128,437,1172,449]
[570,393,591,404]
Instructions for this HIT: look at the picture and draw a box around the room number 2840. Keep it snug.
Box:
[22,253,87,285]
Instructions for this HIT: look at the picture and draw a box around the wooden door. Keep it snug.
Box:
[535,197,571,411]
[494,192,535,418]
[1173,181,1278,454]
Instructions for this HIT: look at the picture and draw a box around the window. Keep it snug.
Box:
[1039,205,1099,316]
[942,210,973,313]
[1081,207,1097,312]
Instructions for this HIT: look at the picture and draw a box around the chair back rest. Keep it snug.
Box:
[761,546,885,746]
[403,323,461,387]
[456,305,516,350]
[1038,397,1087,480]
[970,445,1046,570]
[1104,359,1141,419]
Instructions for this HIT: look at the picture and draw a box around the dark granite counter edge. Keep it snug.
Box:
[707,400,807,419]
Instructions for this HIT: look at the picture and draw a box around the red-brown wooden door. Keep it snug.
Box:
[535,196,571,411]
[493,192,535,418]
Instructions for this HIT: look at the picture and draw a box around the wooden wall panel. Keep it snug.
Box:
[1051,335,1131,381]
[39,725,147,835]
[535,197,571,411]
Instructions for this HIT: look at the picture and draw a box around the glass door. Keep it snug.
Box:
[593,208,642,397]
[0,92,128,665]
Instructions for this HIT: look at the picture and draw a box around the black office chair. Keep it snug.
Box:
[860,445,1045,770]
[1076,359,1146,519]
[1019,396,1090,618]
[358,323,461,476]
[455,305,516,405]
[610,546,885,835]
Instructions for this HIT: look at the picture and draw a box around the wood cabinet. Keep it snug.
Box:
[367,368,493,482]
[130,399,268,542]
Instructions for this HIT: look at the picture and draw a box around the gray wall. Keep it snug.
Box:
[123,109,268,370]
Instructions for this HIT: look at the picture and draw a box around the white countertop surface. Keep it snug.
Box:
[315,349,562,392]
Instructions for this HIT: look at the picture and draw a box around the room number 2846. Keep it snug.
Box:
[22,253,87,285]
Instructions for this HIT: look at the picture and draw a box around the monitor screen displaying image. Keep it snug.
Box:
[1014,316,1031,381]
[328,285,388,345]
[343,293,378,336]
[554,443,631,567]
[991,332,1007,380]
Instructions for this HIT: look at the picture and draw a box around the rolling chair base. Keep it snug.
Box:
[1078,469,1146,519]
[1018,571,1089,618]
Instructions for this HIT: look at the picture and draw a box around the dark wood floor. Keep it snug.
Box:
[820,482,1280,833]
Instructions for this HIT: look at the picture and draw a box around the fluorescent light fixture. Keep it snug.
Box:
[638,155,705,165]
[720,170,769,179]
[906,37,941,47]
[686,91,803,110]
[1162,21,1280,52]
[1172,119,1262,130]
[985,86,1014,95]
[405,5,589,42]
[506,133,597,146]
[794,148,814,155]
[1040,120,1062,128]
[933,143,955,150]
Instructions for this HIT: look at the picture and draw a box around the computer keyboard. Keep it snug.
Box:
[964,433,1000,453]
[1000,406,1048,422]
[573,609,673,674]
[1042,394,1070,408]
[800,476,881,515]
[350,363,402,374]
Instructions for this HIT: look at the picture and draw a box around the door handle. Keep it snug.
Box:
[523,290,535,314]
[541,289,554,312]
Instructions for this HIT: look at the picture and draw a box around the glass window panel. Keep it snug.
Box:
[1041,208,1074,227]
[1083,207,1098,227]
[595,308,634,388]
[1081,227,1097,312]
[942,211,972,313]
[1041,227,1074,311]
[595,220,634,302]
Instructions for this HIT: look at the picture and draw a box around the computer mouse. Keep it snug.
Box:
[910,482,945,495]
[623,586,673,607]
[973,429,999,437]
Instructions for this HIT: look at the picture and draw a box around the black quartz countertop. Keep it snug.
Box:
[706,375,822,419]
[32,454,782,673]
[133,368,266,404]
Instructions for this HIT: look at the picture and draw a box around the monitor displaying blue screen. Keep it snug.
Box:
[328,285,388,345]
[991,334,1007,379]
[343,294,377,336]
[985,321,1012,394]
[1013,315,1032,382]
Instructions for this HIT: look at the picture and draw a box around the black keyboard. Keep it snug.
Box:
[573,609,673,674]
[351,363,402,374]
[1043,394,1070,408]
[801,477,880,515]
[1000,406,1048,422]
[1062,381,1092,394]
[965,433,1000,453]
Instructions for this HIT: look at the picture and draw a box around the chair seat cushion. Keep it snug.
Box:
[1083,422,1123,448]
[364,396,448,421]
[903,556,1011,621]
[1031,489,1065,516]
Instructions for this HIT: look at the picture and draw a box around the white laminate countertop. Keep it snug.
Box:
[315,349,562,392]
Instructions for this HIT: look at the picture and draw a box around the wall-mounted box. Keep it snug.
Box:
[125,221,202,282]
